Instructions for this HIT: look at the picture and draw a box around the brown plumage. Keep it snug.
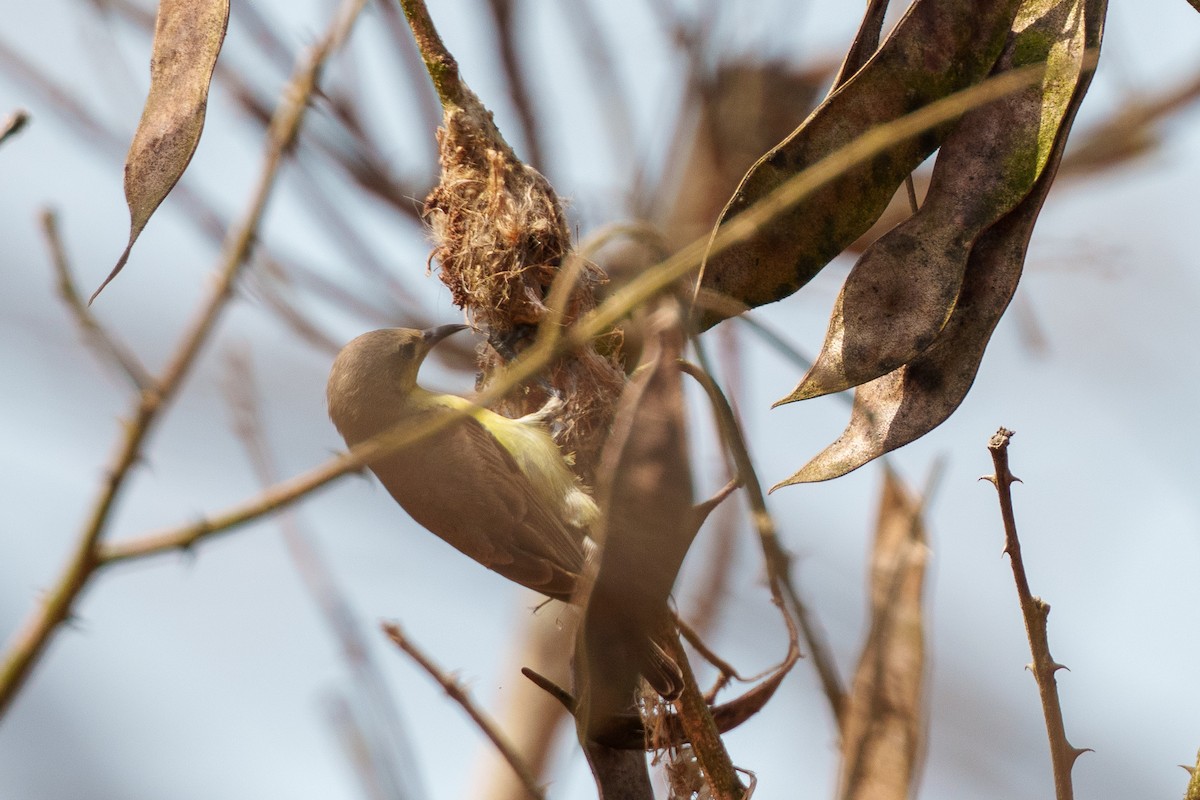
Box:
[326,325,596,601]
[326,325,682,699]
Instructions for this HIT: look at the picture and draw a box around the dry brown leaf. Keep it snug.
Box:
[92,0,230,302]
[783,0,1089,403]
[695,0,1023,330]
[577,305,693,739]
[836,469,929,800]
[777,0,1105,487]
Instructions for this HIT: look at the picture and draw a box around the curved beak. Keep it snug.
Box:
[422,323,469,348]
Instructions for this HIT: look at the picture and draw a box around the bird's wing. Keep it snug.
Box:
[368,409,586,599]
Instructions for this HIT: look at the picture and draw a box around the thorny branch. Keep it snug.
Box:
[983,428,1088,800]
[680,360,843,727]
[40,210,152,391]
[0,0,370,720]
[382,622,546,800]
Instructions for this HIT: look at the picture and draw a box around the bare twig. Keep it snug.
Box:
[397,0,463,107]
[0,0,370,720]
[686,326,745,638]
[658,634,746,800]
[680,360,844,728]
[375,0,443,138]
[382,621,546,800]
[0,108,29,146]
[982,428,1088,800]
[40,209,152,391]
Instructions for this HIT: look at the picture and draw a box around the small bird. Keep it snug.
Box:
[326,325,681,699]
[327,324,597,601]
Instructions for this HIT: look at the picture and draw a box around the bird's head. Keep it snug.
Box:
[327,324,467,439]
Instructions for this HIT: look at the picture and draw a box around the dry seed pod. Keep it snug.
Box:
[837,469,929,800]
[781,0,1089,403]
[578,305,692,739]
[424,95,577,333]
[777,0,1103,487]
[94,0,229,302]
[695,0,1022,330]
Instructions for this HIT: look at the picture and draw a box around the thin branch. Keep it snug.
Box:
[375,0,443,138]
[658,634,746,800]
[397,0,463,107]
[0,0,370,720]
[0,108,29,146]
[382,621,546,800]
[982,428,1088,800]
[679,360,845,729]
[40,209,153,391]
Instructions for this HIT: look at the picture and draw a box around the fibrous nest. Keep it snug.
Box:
[421,87,625,480]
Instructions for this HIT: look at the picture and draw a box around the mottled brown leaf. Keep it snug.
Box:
[695,0,1022,330]
[578,305,693,738]
[837,469,929,800]
[92,0,229,302]
[783,0,1088,403]
[777,0,1105,487]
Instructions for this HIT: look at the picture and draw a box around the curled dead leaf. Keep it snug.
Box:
[93,0,230,302]
[783,0,1089,403]
[696,0,1023,330]
[777,0,1105,487]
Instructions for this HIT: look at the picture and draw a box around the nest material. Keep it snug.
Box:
[421,91,625,480]
[426,103,576,331]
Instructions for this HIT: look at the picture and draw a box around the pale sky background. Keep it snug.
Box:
[2,1,1200,799]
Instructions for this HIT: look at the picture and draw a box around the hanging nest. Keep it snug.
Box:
[421,85,624,480]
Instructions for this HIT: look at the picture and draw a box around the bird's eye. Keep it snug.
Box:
[395,342,415,360]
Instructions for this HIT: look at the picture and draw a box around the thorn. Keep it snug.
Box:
[1052,662,1070,673]
[979,475,998,486]
[1180,764,1195,776]
[521,667,576,710]
[1069,746,1094,762]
